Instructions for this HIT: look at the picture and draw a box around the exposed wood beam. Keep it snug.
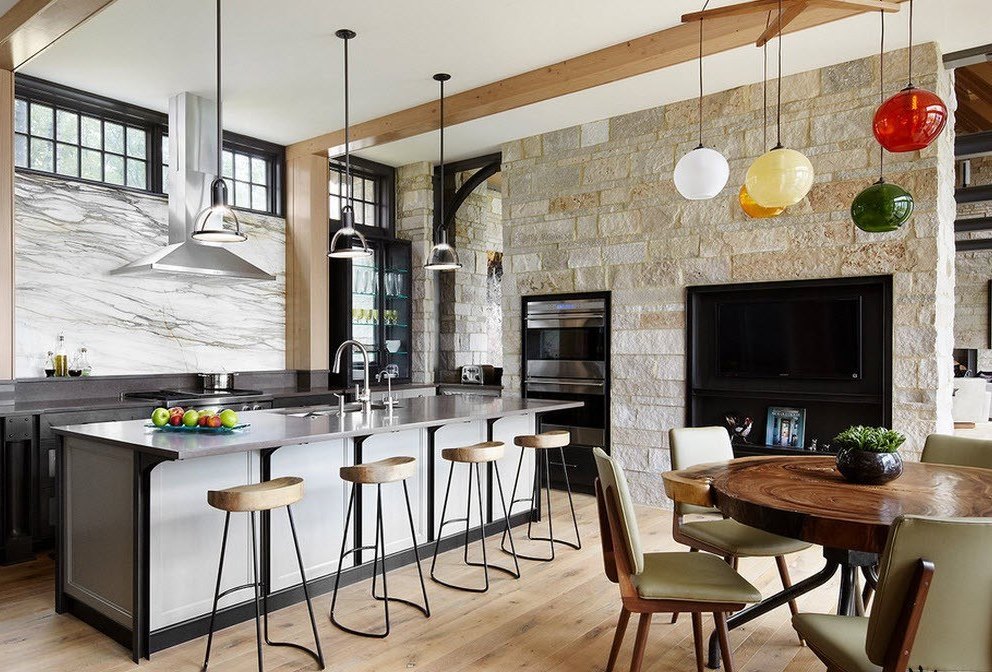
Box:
[681,0,896,23]
[0,0,117,71]
[957,130,992,157]
[956,238,992,252]
[810,0,900,12]
[957,184,992,204]
[287,0,908,160]
[956,217,992,233]
[0,69,12,380]
[756,2,809,47]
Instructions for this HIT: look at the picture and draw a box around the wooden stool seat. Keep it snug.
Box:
[514,430,570,449]
[207,476,304,512]
[340,456,417,484]
[441,441,505,463]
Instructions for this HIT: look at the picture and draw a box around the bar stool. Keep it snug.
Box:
[500,430,581,562]
[430,441,520,592]
[330,456,430,638]
[202,476,324,672]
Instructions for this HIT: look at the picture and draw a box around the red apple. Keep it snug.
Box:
[168,414,183,426]
[168,406,184,416]
[208,415,223,428]
[198,415,210,427]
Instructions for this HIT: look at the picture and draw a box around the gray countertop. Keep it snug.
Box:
[53,395,581,460]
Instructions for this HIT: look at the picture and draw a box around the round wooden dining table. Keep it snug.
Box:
[662,454,992,669]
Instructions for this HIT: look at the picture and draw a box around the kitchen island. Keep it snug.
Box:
[53,395,583,661]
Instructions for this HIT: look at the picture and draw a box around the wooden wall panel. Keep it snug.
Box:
[285,154,329,371]
[0,69,12,380]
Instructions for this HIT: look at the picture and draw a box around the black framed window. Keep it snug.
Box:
[14,75,285,216]
[329,156,395,233]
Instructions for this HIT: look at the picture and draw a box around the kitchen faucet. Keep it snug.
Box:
[332,339,372,413]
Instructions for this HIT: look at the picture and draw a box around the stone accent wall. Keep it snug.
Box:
[954,156,992,365]
[439,173,503,381]
[500,44,956,506]
[395,162,437,384]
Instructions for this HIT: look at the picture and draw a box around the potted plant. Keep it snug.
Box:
[833,425,907,485]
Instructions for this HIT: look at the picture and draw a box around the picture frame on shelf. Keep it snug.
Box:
[765,406,806,449]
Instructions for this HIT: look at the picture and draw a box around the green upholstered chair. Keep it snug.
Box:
[921,432,992,469]
[793,515,992,672]
[668,427,811,627]
[593,448,761,672]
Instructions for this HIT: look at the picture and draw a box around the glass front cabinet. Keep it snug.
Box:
[330,238,413,387]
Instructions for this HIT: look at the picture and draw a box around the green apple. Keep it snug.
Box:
[219,408,239,428]
[182,409,200,427]
[151,407,170,427]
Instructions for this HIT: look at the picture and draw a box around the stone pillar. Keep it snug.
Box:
[396,162,436,385]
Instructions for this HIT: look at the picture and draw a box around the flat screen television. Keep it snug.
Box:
[716,297,862,380]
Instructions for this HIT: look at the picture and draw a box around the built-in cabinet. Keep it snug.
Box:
[330,238,414,386]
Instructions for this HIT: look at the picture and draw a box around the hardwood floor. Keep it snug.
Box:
[0,493,835,671]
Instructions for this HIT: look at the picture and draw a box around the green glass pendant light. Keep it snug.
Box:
[852,8,913,233]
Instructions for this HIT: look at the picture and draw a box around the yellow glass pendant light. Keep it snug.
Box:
[740,13,784,219]
[745,0,814,209]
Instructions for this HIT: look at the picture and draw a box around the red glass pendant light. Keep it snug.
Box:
[872,0,946,152]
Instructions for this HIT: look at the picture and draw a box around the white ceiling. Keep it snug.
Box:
[17,0,990,166]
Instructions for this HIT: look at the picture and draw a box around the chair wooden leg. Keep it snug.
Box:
[775,555,804,646]
[605,607,631,672]
[670,612,679,624]
[714,612,735,672]
[690,612,704,672]
[628,613,653,672]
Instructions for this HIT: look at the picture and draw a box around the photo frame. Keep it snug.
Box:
[765,406,806,448]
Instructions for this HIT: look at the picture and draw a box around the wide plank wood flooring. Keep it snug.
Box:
[0,493,834,671]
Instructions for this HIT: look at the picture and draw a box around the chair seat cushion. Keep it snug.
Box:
[632,552,762,604]
[792,614,878,672]
[680,518,812,557]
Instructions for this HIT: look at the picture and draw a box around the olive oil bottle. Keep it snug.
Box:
[54,332,68,377]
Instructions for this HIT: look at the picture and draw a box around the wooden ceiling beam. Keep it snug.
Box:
[0,0,117,71]
[809,0,900,12]
[287,0,908,160]
[682,0,897,24]
[756,1,809,47]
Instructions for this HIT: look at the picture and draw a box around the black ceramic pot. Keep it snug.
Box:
[836,448,903,485]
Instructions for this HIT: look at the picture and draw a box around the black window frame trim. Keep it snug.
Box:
[14,74,286,217]
[329,154,395,238]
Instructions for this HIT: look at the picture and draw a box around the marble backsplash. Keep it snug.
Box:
[15,173,286,377]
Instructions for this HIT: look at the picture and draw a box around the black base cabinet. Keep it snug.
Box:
[1,415,36,564]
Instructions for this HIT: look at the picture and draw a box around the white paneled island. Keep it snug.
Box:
[53,395,582,661]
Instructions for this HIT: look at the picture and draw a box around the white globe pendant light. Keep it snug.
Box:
[675,2,729,201]
[675,147,730,200]
[744,0,814,208]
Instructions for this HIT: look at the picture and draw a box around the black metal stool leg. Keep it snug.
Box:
[329,485,362,634]
[261,505,325,669]
[500,446,529,554]
[202,512,231,671]
[402,480,431,616]
[493,463,521,578]
[430,461,457,579]
[558,446,582,550]
[249,511,264,672]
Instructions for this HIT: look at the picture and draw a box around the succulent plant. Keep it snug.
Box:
[832,425,906,454]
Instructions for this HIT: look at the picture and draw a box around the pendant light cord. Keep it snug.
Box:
[775,0,783,148]
[763,11,771,152]
[696,0,710,148]
[438,76,445,238]
[343,34,352,209]
[215,0,222,179]
[907,0,914,87]
[878,8,885,181]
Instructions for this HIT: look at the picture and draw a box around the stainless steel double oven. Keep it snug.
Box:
[523,292,610,494]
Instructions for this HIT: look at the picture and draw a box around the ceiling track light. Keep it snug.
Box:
[192,0,247,244]
[425,72,462,272]
[674,0,730,201]
[744,0,815,209]
[853,8,914,233]
[328,28,373,260]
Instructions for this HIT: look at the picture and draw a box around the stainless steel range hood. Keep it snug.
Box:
[111,93,275,281]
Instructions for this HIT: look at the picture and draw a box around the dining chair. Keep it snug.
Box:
[921,432,992,469]
[667,427,810,629]
[593,447,761,672]
[793,514,992,672]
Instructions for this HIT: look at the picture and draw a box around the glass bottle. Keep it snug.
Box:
[54,332,68,377]
[43,351,55,378]
[79,347,92,377]
[68,350,82,377]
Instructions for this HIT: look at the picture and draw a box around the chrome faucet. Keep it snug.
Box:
[332,339,372,413]
[376,364,400,410]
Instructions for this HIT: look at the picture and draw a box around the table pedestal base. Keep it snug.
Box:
[706,547,877,669]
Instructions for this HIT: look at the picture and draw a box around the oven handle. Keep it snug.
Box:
[525,316,605,329]
[525,378,605,387]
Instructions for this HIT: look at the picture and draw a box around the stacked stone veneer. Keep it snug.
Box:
[439,172,503,381]
[499,44,957,506]
[395,162,437,385]
[954,154,992,364]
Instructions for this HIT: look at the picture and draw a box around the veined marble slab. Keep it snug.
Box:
[15,173,286,376]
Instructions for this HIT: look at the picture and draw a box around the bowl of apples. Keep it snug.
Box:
[148,406,246,433]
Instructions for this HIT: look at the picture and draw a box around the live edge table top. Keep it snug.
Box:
[663,456,992,553]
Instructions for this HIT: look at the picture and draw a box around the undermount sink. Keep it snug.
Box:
[279,402,398,418]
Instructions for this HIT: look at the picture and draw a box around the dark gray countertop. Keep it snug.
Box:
[0,382,439,417]
[53,396,581,460]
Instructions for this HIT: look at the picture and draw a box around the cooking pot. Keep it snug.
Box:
[198,372,238,390]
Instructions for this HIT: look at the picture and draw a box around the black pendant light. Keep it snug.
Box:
[328,29,372,259]
[192,0,247,243]
[424,73,461,271]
